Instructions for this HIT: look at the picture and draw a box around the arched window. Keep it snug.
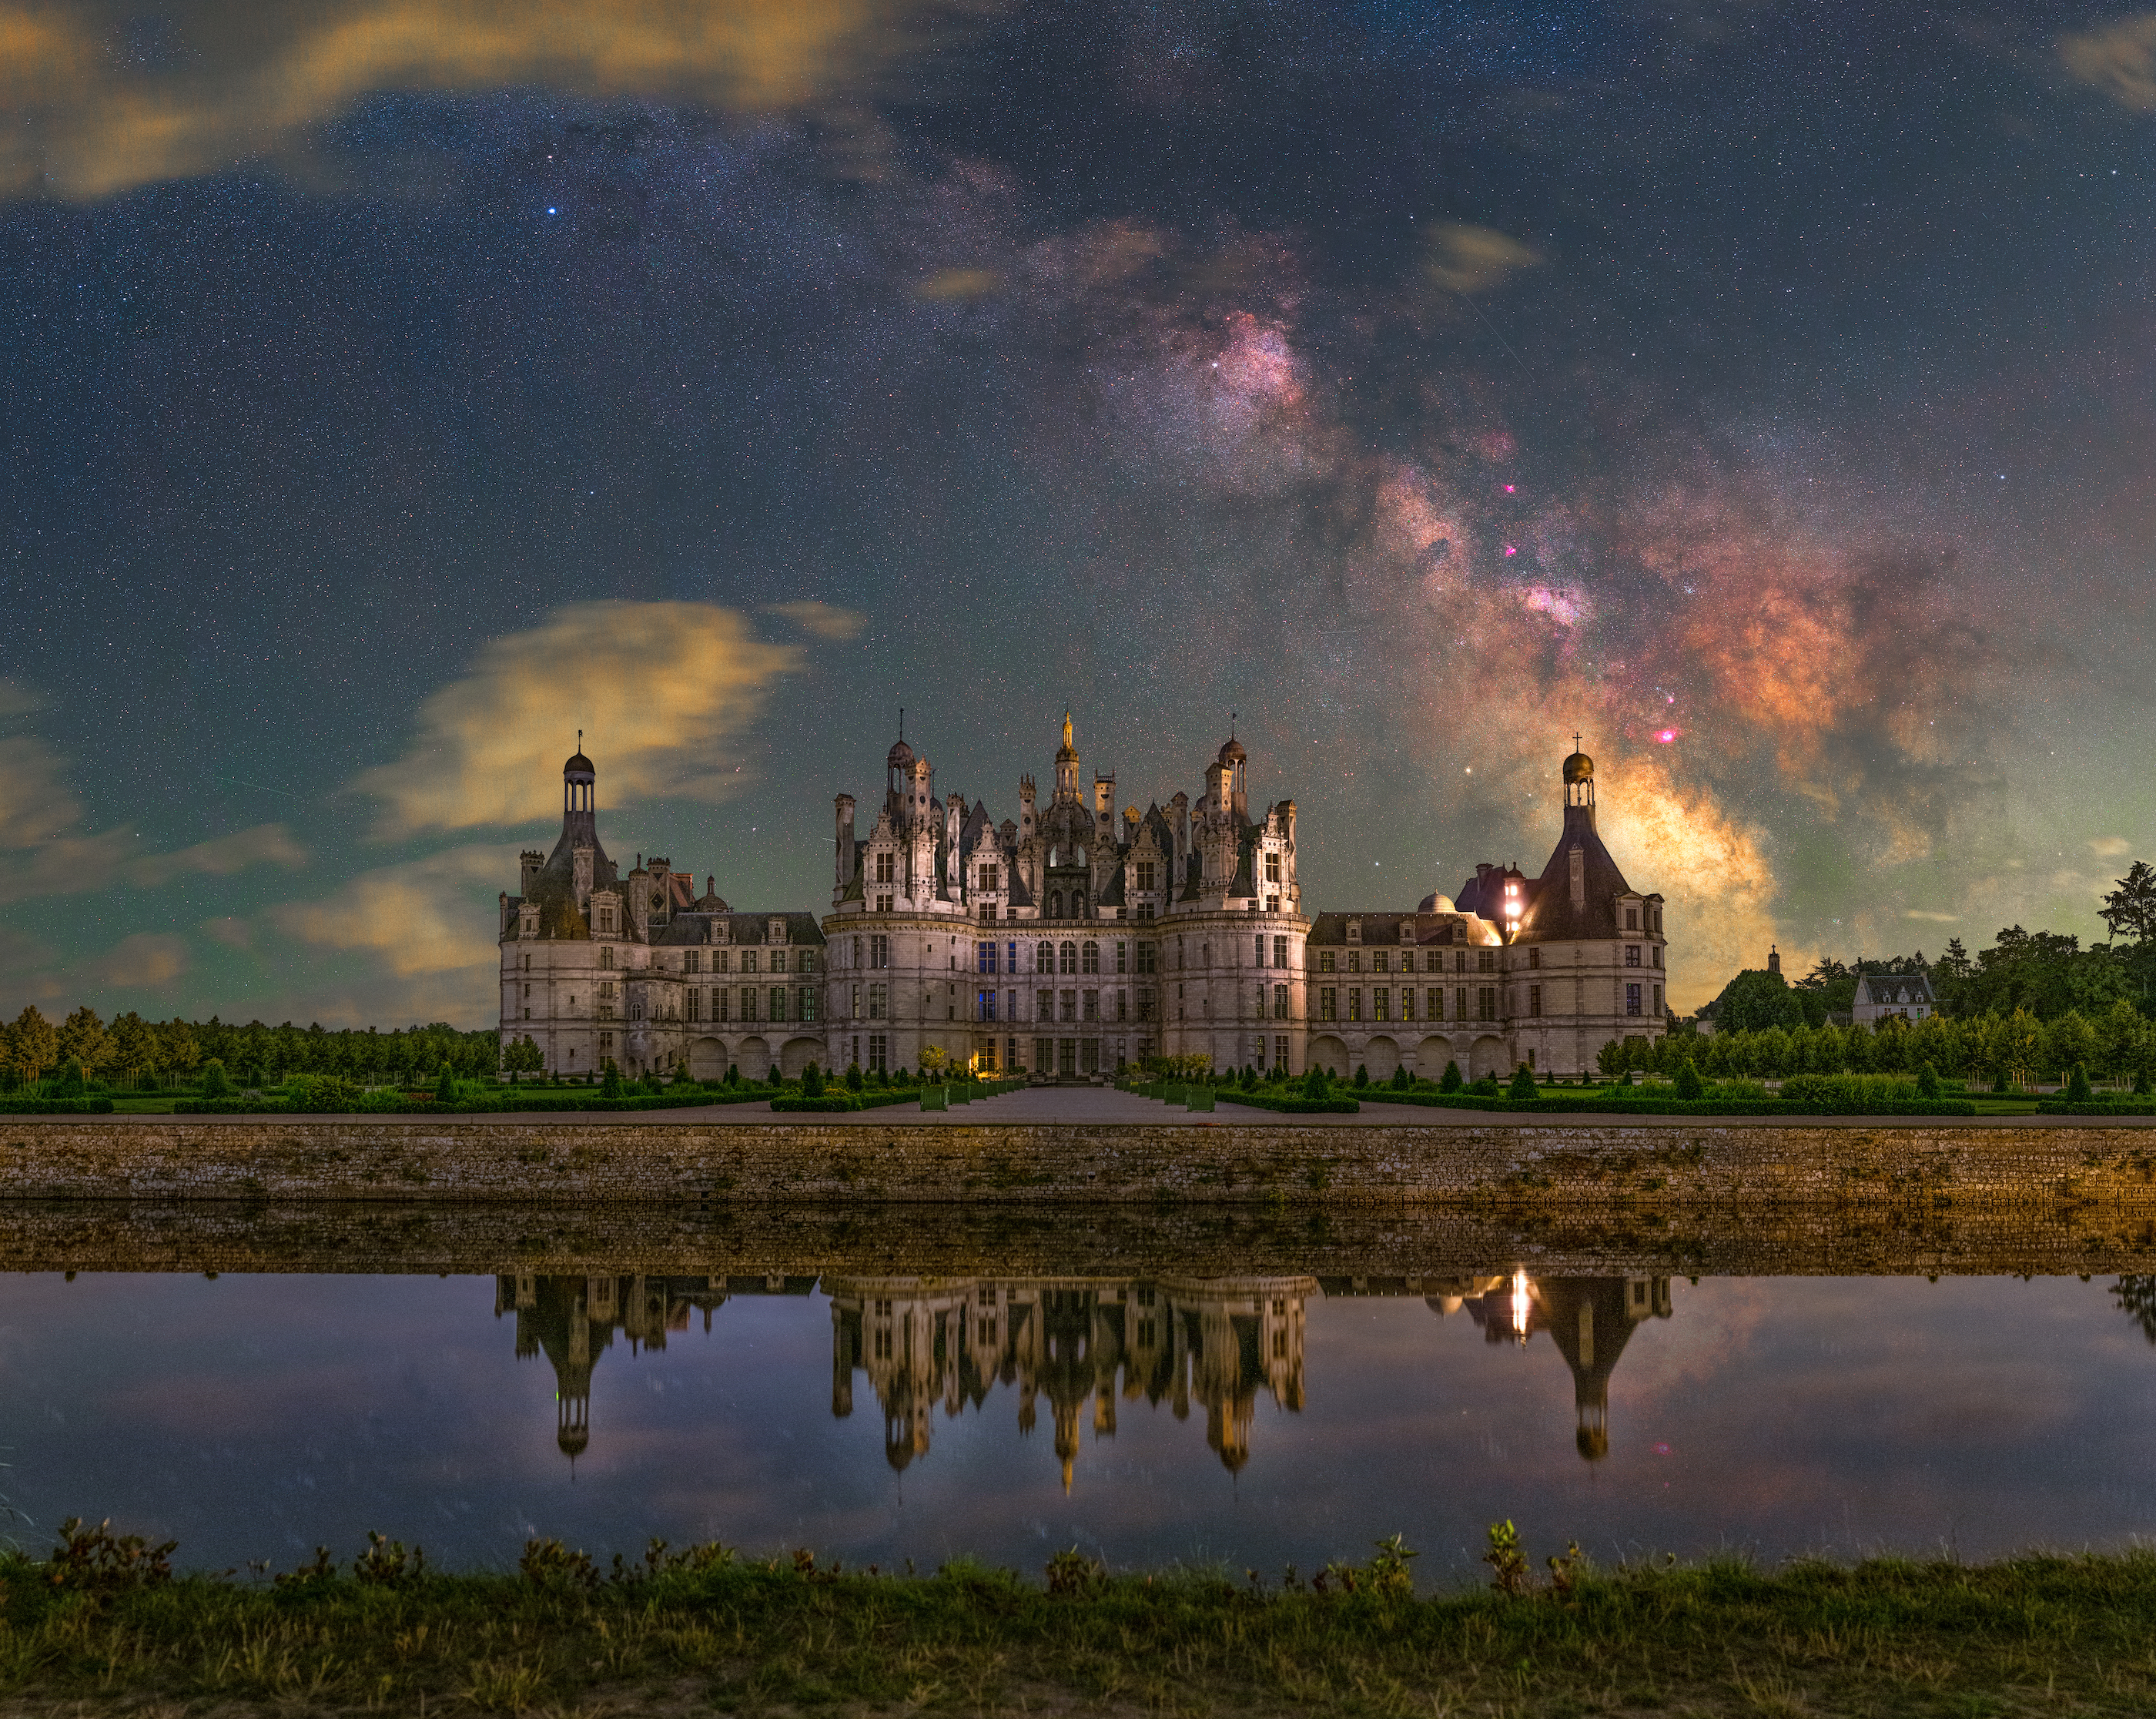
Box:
[1050,890,1063,918]
[1036,941,1054,973]
[1060,941,1078,975]
[1081,940,1100,974]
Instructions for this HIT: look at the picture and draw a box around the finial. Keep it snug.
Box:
[899,707,904,742]
[1230,710,1237,739]
[1062,710,1073,749]
[1572,729,1581,752]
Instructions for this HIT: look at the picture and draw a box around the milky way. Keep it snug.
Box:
[2,0,2150,1020]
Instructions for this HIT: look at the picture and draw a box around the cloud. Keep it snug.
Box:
[353,601,817,836]
[2,0,989,200]
[90,933,189,989]
[1423,223,1544,295]
[1904,909,1960,923]
[2061,14,2156,110]
[267,845,504,980]
[124,823,309,886]
[0,678,43,718]
[2091,835,2133,858]
[762,600,869,641]
[912,266,1003,301]
[202,915,255,951]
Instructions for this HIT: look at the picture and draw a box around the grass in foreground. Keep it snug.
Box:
[4,1520,2156,1717]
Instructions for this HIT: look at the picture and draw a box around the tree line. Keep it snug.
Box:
[0,1007,500,1089]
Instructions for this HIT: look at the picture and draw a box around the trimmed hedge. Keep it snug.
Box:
[0,1096,116,1114]
[174,1089,771,1116]
[1216,1091,1361,1114]
[1377,1091,1977,1117]
[2037,1100,2156,1115]
[769,1094,860,1112]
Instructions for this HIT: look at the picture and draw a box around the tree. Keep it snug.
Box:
[1674,1060,1704,1099]
[57,1006,106,1072]
[1507,1064,1537,1099]
[1706,968,1806,1035]
[503,1036,544,1079]
[6,1006,59,1084]
[100,1012,156,1083]
[2100,861,2156,947]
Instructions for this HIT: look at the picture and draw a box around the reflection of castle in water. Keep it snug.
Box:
[496,1269,1671,1476]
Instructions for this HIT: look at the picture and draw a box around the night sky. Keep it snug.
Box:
[4,0,2151,1027]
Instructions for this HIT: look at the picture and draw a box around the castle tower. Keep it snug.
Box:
[1054,712,1080,803]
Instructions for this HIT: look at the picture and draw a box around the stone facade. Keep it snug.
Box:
[500,724,1666,1081]
[497,743,826,1081]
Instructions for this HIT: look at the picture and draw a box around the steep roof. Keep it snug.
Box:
[1514,803,1640,943]
[1854,971,1935,1007]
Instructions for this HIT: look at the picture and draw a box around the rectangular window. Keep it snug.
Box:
[685,952,700,974]
[849,983,860,1017]
[1654,947,1663,968]
[1081,941,1100,974]
[1273,983,1289,1020]
[1625,906,1639,930]
[1653,983,1664,1015]
[1320,987,1337,1022]
[1401,986,1417,1021]
[1478,986,1496,1021]
[1059,1039,1077,1077]
[1374,987,1390,1021]
[1478,950,1495,973]
[868,983,887,1020]
[875,851,895,883]
[868,1034,888,1074]
[738,951,756,976]
[1528,984,1542,1018]
[1080,1039,1100,1074]
[1061,989,1077,1022]
[1527,947,1540,970]
[1136,860,1156,892]
[1626,983,1643,1017]
[1116,989,1127,1020]
[1137,942,1157,974]
[1265,852,1281,884]
[1373,951,1389,973]
[979,864,999,891]
[1455,950,1467,973]
[688,990,701,1022]
[870,935,890,969]
[1348,951,1361,973]
[978,988,997,1022]
[799,987,818,1022]
[1116,941,1127,974]
[1036,987,1051,1020]
[1274,1034,1288,1069]
[1083,990,1100,1021]
[739,987,758,1022]
[1273,935,1288,968]
[1319,950,1336,973]
[1008,941,1018,975]
[769,986,788,1023]
[1625,945,1642,967]
[715,950,731,973]
[978,941,998,974]
[1136,987,1154,1020]
[976,1037,999,1072]
[1428,987,1441,1020]
[1033,1036,1052,1073]
[1255,933,1267,968]
[1455,987,1467,1020]
[1348,989,1363,1023]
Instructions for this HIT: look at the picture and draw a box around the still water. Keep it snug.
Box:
[6,1263,2156,1582]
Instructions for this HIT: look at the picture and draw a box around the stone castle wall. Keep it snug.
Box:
[5,1118,2156,1214]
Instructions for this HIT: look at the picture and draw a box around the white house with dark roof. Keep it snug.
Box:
[1852,970,1935,1025]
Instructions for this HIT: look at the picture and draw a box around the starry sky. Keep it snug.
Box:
[3,0,2152,1027]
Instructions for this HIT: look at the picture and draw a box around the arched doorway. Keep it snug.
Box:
[688,1036,726,1081]
[735,1035,772,1081]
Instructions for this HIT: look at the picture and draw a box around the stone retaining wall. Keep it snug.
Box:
[5,1117,2156,1211]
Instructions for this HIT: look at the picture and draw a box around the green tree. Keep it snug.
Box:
[802,1061,825,1097]
[99,1012,156,1083]
[199,1058,233,1098]
[2044,1011,2098,1084]
[1706,968,1804,1035]
[1506,1064,1537,1100]
[6,1006,59,1084]
[1674,1060,1704,1099]
[434,1063,457,1102]
[57,1006,106,1072]
[503,1035,544,1079]
[1438,1060,1463,1093]
[2100,861,2156,947]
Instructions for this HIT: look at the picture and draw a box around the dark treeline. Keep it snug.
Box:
[0,1006,498,1090]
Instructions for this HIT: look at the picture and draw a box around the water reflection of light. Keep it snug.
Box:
[1510,1269,1533,1342]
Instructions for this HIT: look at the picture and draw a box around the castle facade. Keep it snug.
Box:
[498,720,1667,1081]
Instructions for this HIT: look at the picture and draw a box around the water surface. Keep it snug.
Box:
[5,1263,2154,1582]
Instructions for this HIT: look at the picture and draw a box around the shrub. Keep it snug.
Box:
[1300,1064,1328,1101]
[1468,1075,1502,1097]
[1239,1064,1258,1091]
[45,1517,176,1593]
[1917,1061,1941,1100]
[1438,1060,1463,1094]
[49,1059,86,1097]
[1354,1064,1370,1087]
[802,1061,825,1097]
[1389,1066,1411,1090]
[1674,1060,1704,1100]
[2067,1063,2094,1102]
[200,1058,233,1098]
[1507,1064,1537,1100]
[286,1074,362,1113]
[845,1061,864,1092]
[601,1062,624,1099]
[2138,1065,2153,1097]
[725,1064,741,1087]
[434,1064,457,1102]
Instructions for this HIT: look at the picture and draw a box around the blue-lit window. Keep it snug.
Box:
[978,988,998,1022]
[977,940,998,974]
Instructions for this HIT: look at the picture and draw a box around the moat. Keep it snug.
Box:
[9,1220,2156,1582]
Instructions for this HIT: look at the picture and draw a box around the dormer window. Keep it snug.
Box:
[1346,920,1361,943]
[1625,905,1639,930]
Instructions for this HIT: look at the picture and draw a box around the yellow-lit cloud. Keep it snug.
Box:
[912,266,1003,300]
[762,599,869,640]
[353,600,816,836]
[2061,14,2156,110]
[91,932,189,988]
[1423,223,1544,295]
[1903,909,1960,923]
[125,823,309,886]
[2091,835,2133,858]
[2,0,983,200]
[267,844,503,978]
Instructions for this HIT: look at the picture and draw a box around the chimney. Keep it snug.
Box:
[835,794,857,890]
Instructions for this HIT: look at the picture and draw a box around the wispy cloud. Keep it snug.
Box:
[1423,224,1544,295]
[266,845,503,980]
[352,601,822,837]
[2,0,991,199]
[2090,835,2134,858]
[124,824,309,886]
[2061,13,2156,110]
[762,600,869,641]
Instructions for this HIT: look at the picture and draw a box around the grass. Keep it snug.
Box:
[7,1524,2156,1716]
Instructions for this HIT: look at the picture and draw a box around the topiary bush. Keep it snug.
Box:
[845,1062,864,1092]
[1354,1064,1370,1088]
[1674,1060,1704,1100]
[1438,1061,1463,1094]
[802,1061,825,1097]
[2067,1063,2094,1102]
[200,1059,232,1099]
[1507,1064,1537,1100]
[434,1064,457,1103]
